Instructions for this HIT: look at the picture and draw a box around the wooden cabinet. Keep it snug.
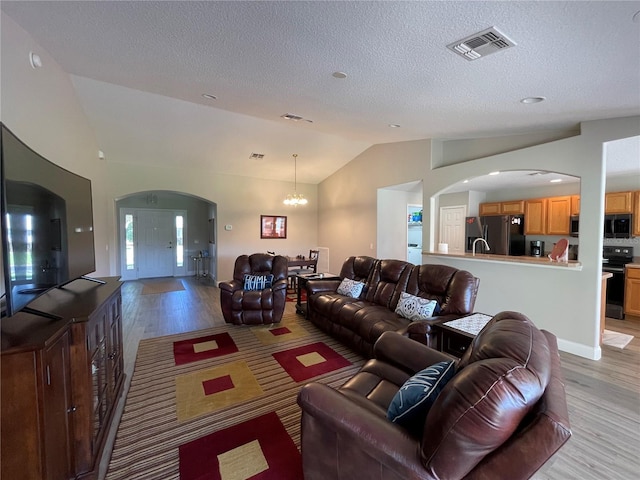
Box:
[1,278,123,480]
[633,191,640,237]
[525,198,547,235]
[571,195,580,215]
[479,202,501,216]
[546,196,571,235]
[624,267,640,317]
[1,329,73,480]
[480,201,525,216]
[501,200,525,215]
[605,191,633,213]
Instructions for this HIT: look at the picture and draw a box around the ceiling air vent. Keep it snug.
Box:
[447,27,516,61]
[249,153,265,159]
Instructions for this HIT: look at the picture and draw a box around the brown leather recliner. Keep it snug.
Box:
[297,311,571,479]
[219,253,288,325]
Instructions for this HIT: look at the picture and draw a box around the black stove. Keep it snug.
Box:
[602,246,633,319]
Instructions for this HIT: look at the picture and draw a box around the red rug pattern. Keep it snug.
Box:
[178,411,302,480]
[272,341,352,382]
[173,332,238,365]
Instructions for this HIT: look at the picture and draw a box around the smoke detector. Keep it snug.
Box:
[447,27,516,61]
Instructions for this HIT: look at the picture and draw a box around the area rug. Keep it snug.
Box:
[106,312,364,480]
[286,288,306,303]
[602,329,634,349]
[141,278,186,295]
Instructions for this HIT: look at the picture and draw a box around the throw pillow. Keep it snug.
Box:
[395,292,438,321]
[243,274,275,291]
[387,360,456,432]
[336,278,365,298]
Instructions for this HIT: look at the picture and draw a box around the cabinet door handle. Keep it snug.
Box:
[108,351,117,360]
[46,365,51,385]
[67,406,77,413]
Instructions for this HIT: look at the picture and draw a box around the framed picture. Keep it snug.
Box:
[260,215,287,239]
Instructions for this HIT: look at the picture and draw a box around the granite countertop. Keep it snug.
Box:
[423,251,582,269]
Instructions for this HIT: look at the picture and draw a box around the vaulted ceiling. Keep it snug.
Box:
[2,1,639,184]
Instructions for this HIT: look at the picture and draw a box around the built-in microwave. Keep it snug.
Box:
[604,214,632,238]
[570,215,579,237]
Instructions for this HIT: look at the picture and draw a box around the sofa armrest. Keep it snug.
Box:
[306,278,342,295]
[373,331,453,373]
[219,279,242,293]
[297,383,427,479]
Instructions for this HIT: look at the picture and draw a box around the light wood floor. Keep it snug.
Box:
[100,277,640,479]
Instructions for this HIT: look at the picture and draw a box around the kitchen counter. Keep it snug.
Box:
[423,251,582,269]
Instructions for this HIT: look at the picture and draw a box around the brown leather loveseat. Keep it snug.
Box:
[297,311,571,479]
[305,256,479,357]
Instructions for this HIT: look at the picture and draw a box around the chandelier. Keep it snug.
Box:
[283,154,308,206]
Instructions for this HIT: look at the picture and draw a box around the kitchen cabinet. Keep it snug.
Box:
[605,191,633,214]
[525,198,547,235]
[1,329,73,480]
[633,191,640,237]
[479,202,502,216]
[501,200,525,215]
[1,278,123,480]
[546,196,571,235]
[571,195,580,215]
[624,266,640,317]
[479,201,525,216]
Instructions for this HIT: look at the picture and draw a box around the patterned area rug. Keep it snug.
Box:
[141,278,186,295]
[106,312,364,480]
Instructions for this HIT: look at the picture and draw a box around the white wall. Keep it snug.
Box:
[377,187,421,260]
[1,13,109,276]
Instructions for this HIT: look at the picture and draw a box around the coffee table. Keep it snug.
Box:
[437,313,492,357]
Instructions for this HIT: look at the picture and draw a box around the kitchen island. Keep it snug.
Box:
[423,251,582,269]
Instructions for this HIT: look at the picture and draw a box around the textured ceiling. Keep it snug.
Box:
[1,0,639,185]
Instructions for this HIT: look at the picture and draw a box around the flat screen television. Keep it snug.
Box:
[1,123,96,318]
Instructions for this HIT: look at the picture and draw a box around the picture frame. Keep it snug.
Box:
[260,215,287,239]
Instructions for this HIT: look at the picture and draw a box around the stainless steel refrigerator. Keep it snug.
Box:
[465,215,525,256]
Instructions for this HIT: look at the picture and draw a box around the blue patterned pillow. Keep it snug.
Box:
[387,360,456,432]
[395,292,438,320]
[243,274,275,291]
[336,278,365,298]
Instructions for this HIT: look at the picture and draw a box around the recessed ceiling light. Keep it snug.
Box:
[520,96,546,104]
[388,124,401,128]
[29,51,42,69]
[550,179,563,183]
[489,171,500,176]
[202,93,217,100]
[332,71,347,79]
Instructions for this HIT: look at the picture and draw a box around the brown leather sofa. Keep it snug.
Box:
[297,311,571,479]
[305,256,479,357]
[219,253,288,325]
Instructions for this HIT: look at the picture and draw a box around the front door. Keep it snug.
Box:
[137,210,175,278]
[439,205,467,254]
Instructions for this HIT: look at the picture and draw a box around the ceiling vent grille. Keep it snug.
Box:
[249,153,265,159]
[447,27,516,61]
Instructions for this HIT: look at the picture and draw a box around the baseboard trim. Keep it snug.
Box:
[557,338,601,360]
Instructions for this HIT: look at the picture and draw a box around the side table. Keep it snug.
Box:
[437,313,492,357]
[295,273,340,317]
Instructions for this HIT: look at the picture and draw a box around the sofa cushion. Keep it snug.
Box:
[337,278,365,298]
[387,360,455,433]
[243,273,274,290]
[394,292,438,321]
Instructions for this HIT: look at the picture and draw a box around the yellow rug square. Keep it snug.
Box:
[193,340,219,353]
[175,360,263,422]
[296,351,326,367]
[218,439,268,480]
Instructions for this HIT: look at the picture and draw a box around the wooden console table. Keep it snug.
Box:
[436,313,492,357]
[1,277,124,480]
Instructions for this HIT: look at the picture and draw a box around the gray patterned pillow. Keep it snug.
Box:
[336,278,365,298]
[395,292,438,320]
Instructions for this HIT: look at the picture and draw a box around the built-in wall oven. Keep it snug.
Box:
[602,246,633,319]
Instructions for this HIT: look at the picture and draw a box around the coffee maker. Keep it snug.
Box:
[530,240,544,257]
